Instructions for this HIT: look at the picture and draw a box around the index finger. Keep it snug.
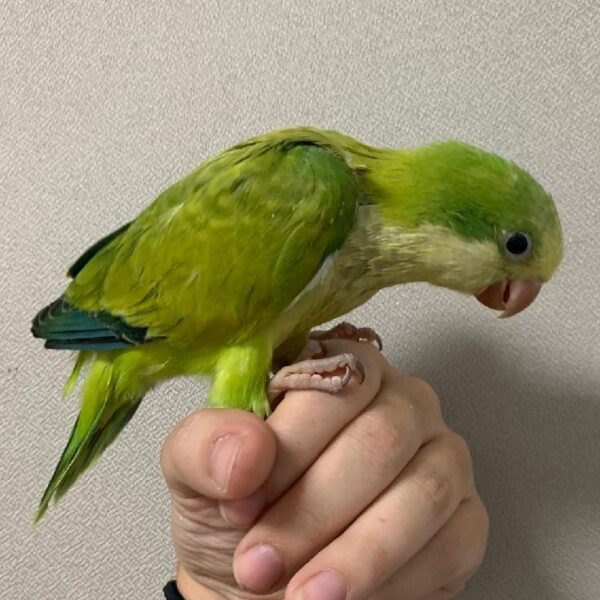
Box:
[263,339,385,503]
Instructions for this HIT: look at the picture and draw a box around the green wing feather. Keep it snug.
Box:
[67,221,132,278]
[66,136,359,348]
[33,132,359,519]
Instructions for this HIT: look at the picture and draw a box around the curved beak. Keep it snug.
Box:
[476,279,542,318]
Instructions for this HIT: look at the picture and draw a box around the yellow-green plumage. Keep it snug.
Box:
[31,127,563,520]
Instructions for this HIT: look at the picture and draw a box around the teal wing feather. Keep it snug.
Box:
[31,297,148,350]
[61,138,359,348]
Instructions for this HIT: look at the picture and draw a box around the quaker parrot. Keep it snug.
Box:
[31,127,563,520]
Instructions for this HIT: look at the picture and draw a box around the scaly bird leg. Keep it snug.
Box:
[309,321,383,350]
[267,351,365,403]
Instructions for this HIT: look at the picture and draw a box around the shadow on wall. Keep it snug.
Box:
[391,328,600,600]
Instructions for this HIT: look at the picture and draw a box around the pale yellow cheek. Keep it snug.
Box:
[391,224,506,294]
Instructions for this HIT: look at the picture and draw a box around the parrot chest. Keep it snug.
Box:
[269,209,384,347]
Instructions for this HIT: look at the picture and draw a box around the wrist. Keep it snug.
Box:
[175,565,228,600]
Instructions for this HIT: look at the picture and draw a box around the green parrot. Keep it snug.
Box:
[31,127,563,521]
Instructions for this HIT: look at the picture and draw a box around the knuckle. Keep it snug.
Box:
[444,500,490,580]
[475,497,490,533]
[415,378,439,401]
[447,431,473,473]
[435,530,470,582]
[440,531,471,582]
[416,469,455,517]
[468,500,490,569]
[353,409,403,463]
[480,503,490,539]
[410,377,442,417]
[383,374,443,433]
[441,580,469,596]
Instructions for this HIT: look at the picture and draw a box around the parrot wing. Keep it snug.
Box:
[44,140,359,349]
[67,221,132,278]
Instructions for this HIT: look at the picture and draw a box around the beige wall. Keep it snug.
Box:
[2,2,599,598]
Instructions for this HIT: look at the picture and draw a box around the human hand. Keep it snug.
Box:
[161,340,488,600]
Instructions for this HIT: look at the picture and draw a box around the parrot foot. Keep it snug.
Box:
[309,321,383,350]
[267,352,365,403]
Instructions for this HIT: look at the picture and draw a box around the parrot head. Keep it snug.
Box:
[372,140,564,317]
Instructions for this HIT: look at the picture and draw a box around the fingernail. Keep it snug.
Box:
[295,570,347,600]
[233,544,285,592]
[220,489,267,527]
[210,434,242,491]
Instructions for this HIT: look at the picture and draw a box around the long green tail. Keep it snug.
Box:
[35,353,149,522]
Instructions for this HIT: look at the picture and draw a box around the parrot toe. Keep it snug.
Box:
[309,321,383,350]
[267,352,364,405]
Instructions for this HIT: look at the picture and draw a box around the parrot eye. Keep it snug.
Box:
[504,231,532,260]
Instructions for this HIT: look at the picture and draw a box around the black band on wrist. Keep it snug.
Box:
[164,580,186,600]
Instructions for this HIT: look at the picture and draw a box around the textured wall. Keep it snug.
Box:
[1,1,599,598]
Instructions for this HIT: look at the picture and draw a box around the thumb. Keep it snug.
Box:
[161,408,276,501]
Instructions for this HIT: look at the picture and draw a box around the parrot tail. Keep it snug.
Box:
[35,352,149,522]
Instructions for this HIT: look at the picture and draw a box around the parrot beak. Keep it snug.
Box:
[475,279,542,318]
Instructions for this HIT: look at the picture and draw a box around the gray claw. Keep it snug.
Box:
[372,332,383,351]
[341,364,352,386]
[355,359,366,383]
